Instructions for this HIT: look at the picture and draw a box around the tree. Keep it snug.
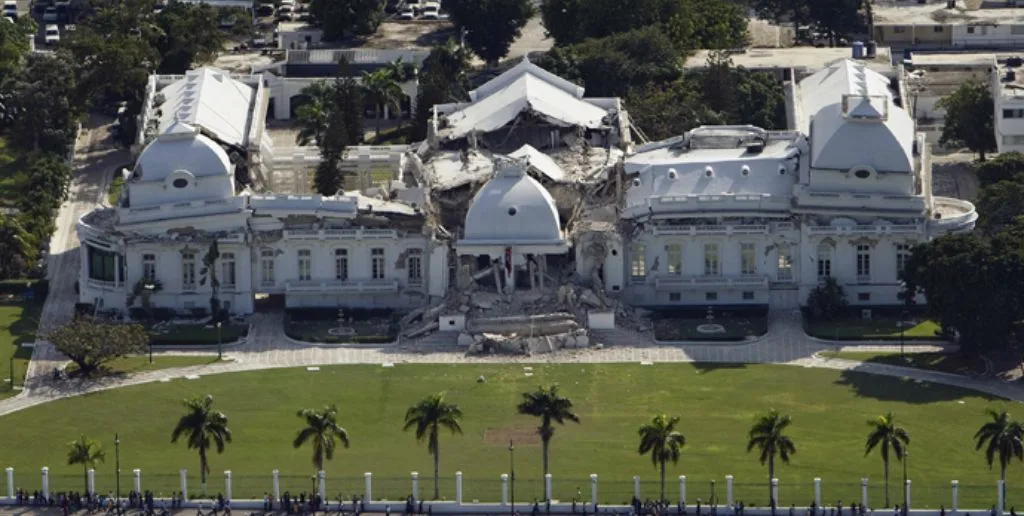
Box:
[413,39,472,140]
[0,215,32,279]
[807,0,865,46]
[151,2,225,74]
[864,412,910,508]
[309,0,385,40]
[314,157,345,196]
[516,384,580,477]
[805,277,848,321]
[666,0,748,50]
[294,80,335,146]
[19,154,72,215]
[975,409,1024,498]
[937,81,997,161]
[171,394,232,495]
[455,0,534,66]
[751,0,809,35]
[625,80,725,141]
[293,405,351,472]
[637,414,686,502]
[403,392,464,500]
[47,319,149,376]
[127,277,164,317]
[976,179,1024,235]
[747,409,796,503]
[902,233,1024,356]
[0,16,36,74]
[199,240,220,320]
[7,53,81,154]
[67,435,105,494]
[975,152,1024,187]
[538,0,584,45]
[361,69,402,139]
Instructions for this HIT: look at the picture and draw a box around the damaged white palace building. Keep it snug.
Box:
[77,58,976,321]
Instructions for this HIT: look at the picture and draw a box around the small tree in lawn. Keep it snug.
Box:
[865,412,910,508]
[638,414,686,502]
[806,277,848,321]
[67,435,105,494]
[48,319,149,376]
[199,240,220,321]
[747,409,796,505]
[403,392,463,500]
[516,384,580,478]
[171,394,232,496]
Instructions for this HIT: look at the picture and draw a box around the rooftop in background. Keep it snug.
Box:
[685,47,894,76]
[908,52,997,67]
[906,52,995,97]
[263,48,430,78]
[874,0,1024,25]
[154,67,258,148]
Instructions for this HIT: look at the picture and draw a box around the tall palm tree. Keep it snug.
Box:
[747,409,796,504]
[637,414,686,502]
[293,405,350,472]
[975,408,1024,504]
[170,394,232,495]
[517,384,581,477]
[67,435,105,494]
[294,80,334,145]
[361,68,403,139]
[403,392,464,500]
[865,412,910,508]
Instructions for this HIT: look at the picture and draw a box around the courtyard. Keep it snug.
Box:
[0,362,1018,508]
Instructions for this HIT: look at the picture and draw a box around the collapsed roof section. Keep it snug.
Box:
[430,58,627,146]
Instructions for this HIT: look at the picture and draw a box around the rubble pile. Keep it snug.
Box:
[461,328,592,356]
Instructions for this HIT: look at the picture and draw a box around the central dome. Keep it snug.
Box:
[462,161,563,244]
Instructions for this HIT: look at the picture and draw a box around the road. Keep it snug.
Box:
[24,114,131,387]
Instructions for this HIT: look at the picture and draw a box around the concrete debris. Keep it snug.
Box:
[404,321,439,339]
[463,328,595,356]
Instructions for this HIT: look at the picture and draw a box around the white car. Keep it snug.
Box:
[44,24,59,45]
[396,6,414,19]
[420,2,439,19]
[2,0,17,18]
[42,6,57,21]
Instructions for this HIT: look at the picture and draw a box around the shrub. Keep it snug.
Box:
[806,277,849,321]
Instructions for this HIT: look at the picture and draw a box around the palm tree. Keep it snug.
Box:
[170,394,232,495]
[361,68,403,139]
[637,414,686,502]
[865,412,910,507]
[67,435,105,494]
[294,80,335,145]
[403,392,464,500]
[199,240,220,321]
[293,405,350,472]
[517,384,580,478]
[975,408,1024,504]
[747,409,796,504]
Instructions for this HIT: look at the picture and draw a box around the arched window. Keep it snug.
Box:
[816,243,832,279]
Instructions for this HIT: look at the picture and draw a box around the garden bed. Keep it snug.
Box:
[148,322,249,346]
[284,308,398,344]
[651,307,768,342]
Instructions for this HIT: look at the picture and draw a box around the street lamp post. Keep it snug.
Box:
[115,433,121,514]
[710,480,716,507]
[509,440,515,516]
[216,321,223,360]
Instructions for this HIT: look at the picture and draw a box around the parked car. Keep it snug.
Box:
[256,3,274,16]
[42,6,57,21]
[396,6,414,19]
[2,0,17,19]
[275,5,293,21]
[44,23,59,44]
[420,2,439,19]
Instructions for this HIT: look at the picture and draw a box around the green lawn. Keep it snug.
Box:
[653,315,768,341]
[804,317,944,341]
[149,323,248,346]
[66,355,223,376]
[819,351,985,376]
[0,363,1019,508]
[0,302,42,399]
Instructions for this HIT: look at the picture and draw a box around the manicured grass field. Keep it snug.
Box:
[66,356,223,376]
[0,302,41,399]
[804,317,944,341]
[819,351,986,376]
[0,363,1019,508]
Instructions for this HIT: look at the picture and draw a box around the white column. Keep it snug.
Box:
[679,475,686,506]
[634,476,641,499]
[133,469,141,494]
[411,472,419,502]
[861,478,868,509]
[272,469,280,502]
[5,467,12,499]
[455,471,463,505]
[545,473,552,501]
[999,480,1005,514]
[904,480,911,509]
[501,474,509,506]
[87,469,96,496]
[318,471,326,500]
[814,478,822,507]
[591,474,599,507]
[224,470,232,502]
[364,472,373,502]
[771,478,779,506]
[952,480,959,513]
[180,469,188,502]
[726,475,734,507]
[41,467,49,500]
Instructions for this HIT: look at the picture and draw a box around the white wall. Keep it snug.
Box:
[952,24,1024,48]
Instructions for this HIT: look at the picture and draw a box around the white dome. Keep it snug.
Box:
[134,121,232,182]
[463,164,562,243]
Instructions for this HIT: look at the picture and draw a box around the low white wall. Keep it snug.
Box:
[439,314,465,332]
